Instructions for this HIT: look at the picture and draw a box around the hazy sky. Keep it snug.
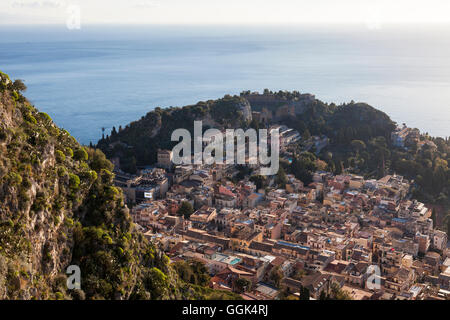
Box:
[1,0,450,25]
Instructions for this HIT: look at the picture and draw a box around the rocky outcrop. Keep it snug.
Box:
[0,71,195,300]
[237,98,252,123]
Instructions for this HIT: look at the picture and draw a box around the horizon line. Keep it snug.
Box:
[2,21,450,27]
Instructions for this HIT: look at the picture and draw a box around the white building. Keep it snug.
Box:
[433,230,448,251]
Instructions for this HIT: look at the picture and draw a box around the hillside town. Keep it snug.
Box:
[112,130,450,301]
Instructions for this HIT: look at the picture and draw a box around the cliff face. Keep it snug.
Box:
[0,72,192,300]
[237,98,252,123]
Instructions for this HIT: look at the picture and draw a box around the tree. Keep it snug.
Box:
[250,118,260,131]
[334,160,343,175]
[316,159,328,171]
[299,286,310,300]
[330,282,352,300]
[275,166,288,188]
[173,259,210,286]
[290,153,317,185]
[431,208,437,227]
[351,140,366,155]
[177,201,194,219]
[324,152,333,162]
[292,269,306,281]
[56,150,66,163]
[144,267,169,299]
[302,129,311,141]
[443,212,450,235]
[269,266,283,288]
[250,175,267,190]
[319,291,328,300]
[233,278,251,293]
[447,216,450,236]
[12,79,27,92]
[69,173,81,190]
[74,148,88,161]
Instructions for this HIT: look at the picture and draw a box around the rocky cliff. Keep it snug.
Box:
[0,71,208,300]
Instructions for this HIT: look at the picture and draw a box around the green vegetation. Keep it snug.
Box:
[56,150,66,163]
[319,283,353,300]
[172,259,243,300]
[97,95,251,172]
[249,175,267,190]
[173,259,210,287]
[275,166,288,188]
[268,266,283,288]
[389,139,450,207]
[299,287,310,300]
[289,152,318,185]
[0,70,223,300]
[3,68,445,301]
[255,94,450,220]
[319,125,450,217]
[177,201,194,219]
[12,79,27,93]
[74,148,88,162]
[233,278,251,294]
[97,88,449,223]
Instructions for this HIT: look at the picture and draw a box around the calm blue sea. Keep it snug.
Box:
[0,24,449,144]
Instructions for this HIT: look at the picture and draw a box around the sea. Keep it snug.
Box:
[0,24,449,145]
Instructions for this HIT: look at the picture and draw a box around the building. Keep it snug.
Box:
[157,149,173,170]
[416,233,431,255]
[439,267,450,290]
[243,193,264,208]
[433,230,448,251]
[282,272,331,299]
[190,207,217,226]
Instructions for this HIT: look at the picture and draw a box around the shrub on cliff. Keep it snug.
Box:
[74,148,88,161]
